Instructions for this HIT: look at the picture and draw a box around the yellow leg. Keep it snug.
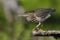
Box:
[33,22,44,32]
[36,22,41,28]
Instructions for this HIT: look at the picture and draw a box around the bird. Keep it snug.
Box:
[18,8,55,28]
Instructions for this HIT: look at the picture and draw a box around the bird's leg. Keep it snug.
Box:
[32,22,40,32]
[36,22,41,28]
[33,22,41,31]
[35,22,44,32]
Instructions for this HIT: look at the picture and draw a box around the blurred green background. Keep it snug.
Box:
[0,0,60,40]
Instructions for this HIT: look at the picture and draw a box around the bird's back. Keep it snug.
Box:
[34,8,55,18]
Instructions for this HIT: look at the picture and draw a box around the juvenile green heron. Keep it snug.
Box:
[18,8,55,28]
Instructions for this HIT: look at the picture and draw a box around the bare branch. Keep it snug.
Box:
[32,28,60,39]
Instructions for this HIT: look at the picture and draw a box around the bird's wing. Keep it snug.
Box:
[34,8,55,18]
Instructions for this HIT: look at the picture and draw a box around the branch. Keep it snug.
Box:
[32,28,60,39]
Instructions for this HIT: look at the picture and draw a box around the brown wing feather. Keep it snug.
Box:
[34,8,55,18]
[35,8,50,18]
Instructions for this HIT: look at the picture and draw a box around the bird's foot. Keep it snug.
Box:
[39,29,44,32]
[33,27,44,33]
